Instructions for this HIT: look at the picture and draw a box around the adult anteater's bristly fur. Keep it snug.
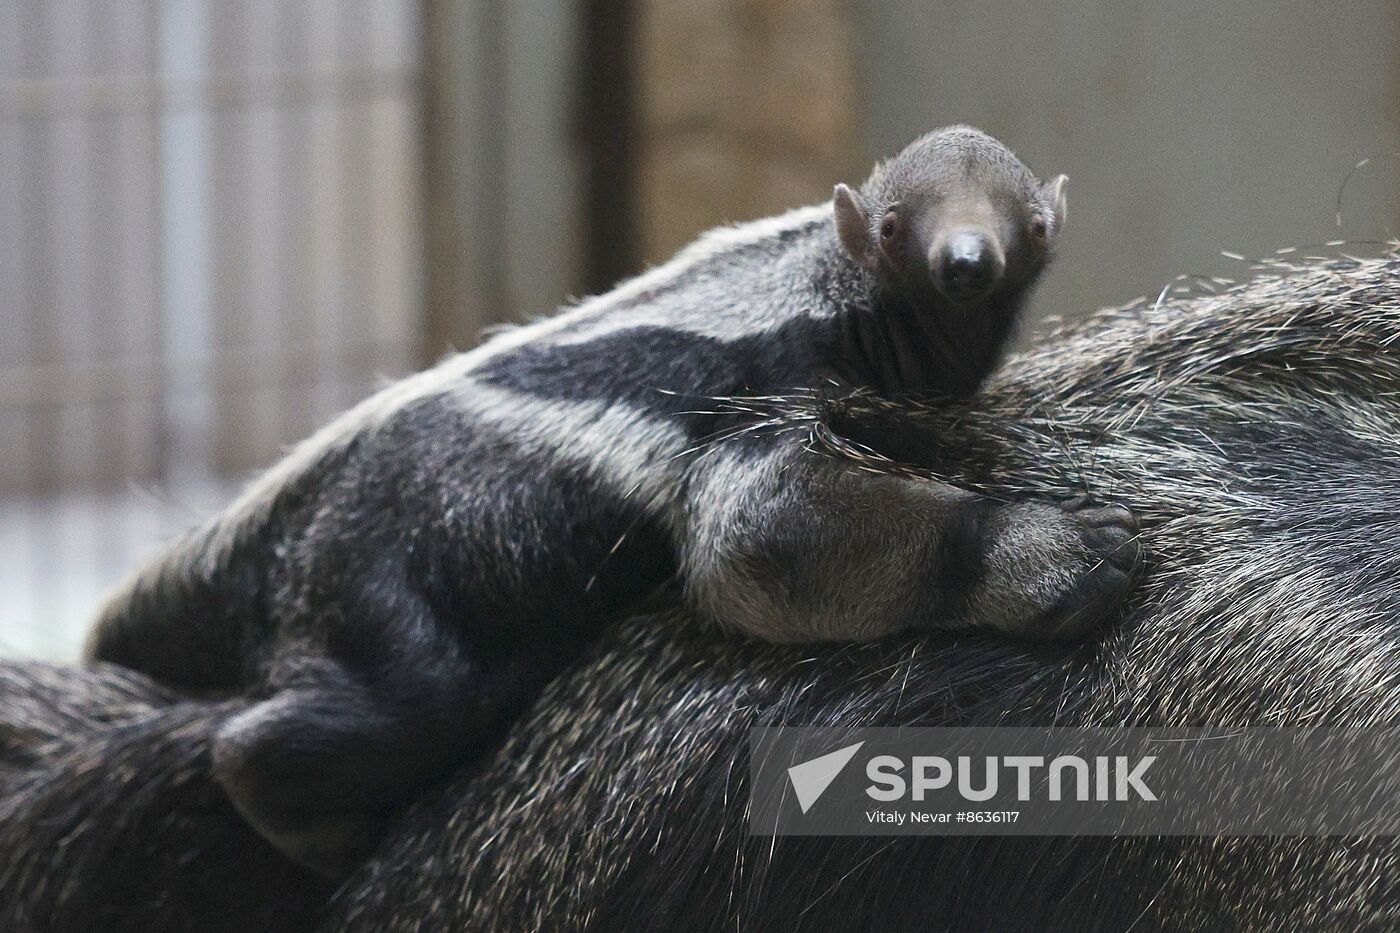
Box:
[7,252,1400,930]
[0,665,330,933]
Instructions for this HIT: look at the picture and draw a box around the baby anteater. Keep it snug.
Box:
[87,126,1139,876]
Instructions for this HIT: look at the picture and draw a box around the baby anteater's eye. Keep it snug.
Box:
[880,211,900,242]
[1030,215,1048,239]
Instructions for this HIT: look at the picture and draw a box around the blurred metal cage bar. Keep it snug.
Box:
[0,0,423,658]
[420,0,586,352]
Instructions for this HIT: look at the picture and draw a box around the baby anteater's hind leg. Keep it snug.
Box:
[212,632,533,878]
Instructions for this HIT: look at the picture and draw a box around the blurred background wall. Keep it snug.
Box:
[0,0,421,656]
[2,0,1398,659]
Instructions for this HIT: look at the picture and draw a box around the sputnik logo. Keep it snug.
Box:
[786,741,865,813]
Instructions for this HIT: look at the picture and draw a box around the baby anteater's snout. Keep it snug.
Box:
[934,228,1005,301]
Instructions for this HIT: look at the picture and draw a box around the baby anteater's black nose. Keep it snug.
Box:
[936,231,1003,301]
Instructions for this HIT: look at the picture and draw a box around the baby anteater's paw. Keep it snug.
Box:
[1037,495,1141,639]
[968,495,1142,642]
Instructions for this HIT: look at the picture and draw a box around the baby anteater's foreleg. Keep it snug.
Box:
[682,433,1139,643]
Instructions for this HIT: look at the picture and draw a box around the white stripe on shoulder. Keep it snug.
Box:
[450,381,690,524]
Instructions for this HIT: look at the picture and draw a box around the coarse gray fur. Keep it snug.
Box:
[6,251,1400,930]
[82,127,1133,875]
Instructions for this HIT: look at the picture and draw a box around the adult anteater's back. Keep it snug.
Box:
[14,253,1400,930]
[322,252,1400,931]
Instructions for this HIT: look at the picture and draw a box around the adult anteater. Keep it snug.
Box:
[5,253,1400,931]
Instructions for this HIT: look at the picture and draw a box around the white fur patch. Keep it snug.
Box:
[448,381,691,525]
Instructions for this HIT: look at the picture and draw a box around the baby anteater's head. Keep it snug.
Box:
[836,126,1065,305]
[832,126,1067,397]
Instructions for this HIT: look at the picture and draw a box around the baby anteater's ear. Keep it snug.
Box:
[834,183,876,269]
[1044,174,1068,233]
